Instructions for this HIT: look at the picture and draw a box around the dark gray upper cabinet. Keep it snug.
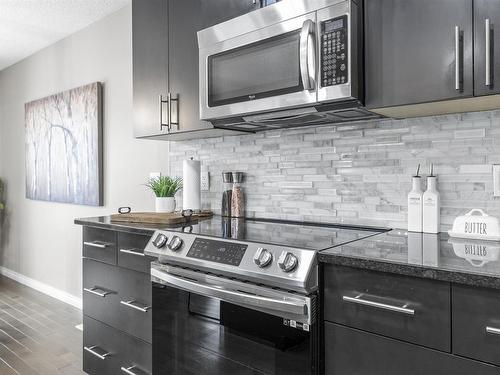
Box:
[132,0,259,139]
[167,0,260,136]
[365,0,473,109]
[132,0,169,138]
[474,0,500,96]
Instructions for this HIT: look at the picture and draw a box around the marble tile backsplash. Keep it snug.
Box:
[169,110,500,230]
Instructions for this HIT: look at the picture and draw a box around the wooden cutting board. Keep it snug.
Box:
[110,210,213,225]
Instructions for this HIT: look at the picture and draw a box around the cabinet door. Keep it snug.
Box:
[132,0,169,138]
[474,0,500,96]
[167,0,259,134]
[365,0,473,109]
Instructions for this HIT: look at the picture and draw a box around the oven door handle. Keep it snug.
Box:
[300,19,316,91]
[151,268,308,316]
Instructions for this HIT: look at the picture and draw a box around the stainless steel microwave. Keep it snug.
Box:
[198,0,378,131]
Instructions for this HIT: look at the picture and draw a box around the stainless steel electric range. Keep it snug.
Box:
[144,216,386,375]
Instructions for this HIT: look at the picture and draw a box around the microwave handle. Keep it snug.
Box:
[300,19,316,91]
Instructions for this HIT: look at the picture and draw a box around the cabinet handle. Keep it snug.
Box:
[121,365,149,375]
[486,326,500,335]
[84,345,111,360]
[120,248,145,257]
[159,94,169,131]
[485,19,492,86]
[84,287,112,298]
[120,300,151,313]
[455,25,463,91]
[342,294,415,316]
[83,241,109,249]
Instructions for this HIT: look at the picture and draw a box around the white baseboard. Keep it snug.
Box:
[0,266,82,309]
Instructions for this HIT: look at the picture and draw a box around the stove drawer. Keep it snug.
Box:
[117,232,154,274]
[83,315,151,375]
[452,284,500,366]
[323,264,450,351]
[83,259,152,343]
[83,227,117,265]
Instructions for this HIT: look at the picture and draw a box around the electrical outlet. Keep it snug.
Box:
[150,172,161,180]
[493,165,500,197]
[201,170,210,191]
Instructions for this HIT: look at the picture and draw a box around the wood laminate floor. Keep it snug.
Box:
[0,275,84,375]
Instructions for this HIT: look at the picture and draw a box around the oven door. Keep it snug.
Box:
[199,11,317,120]
[152,266,318,375]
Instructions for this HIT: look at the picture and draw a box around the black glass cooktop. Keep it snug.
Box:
[75,215,388,251]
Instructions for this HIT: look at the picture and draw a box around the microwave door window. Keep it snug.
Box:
[208,31,303,107]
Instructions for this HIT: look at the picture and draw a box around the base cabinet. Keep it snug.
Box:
[325,323,500,375]
[80,226,154,375]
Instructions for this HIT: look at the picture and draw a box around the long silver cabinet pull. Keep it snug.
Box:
[455,26,462,91]
[121,365,149,375]
[120,248,145,257]
[84,287,112,298]
[120,300,151,312]
[486,326,500,335]
[83,241,109,249]
[84,345,111,360]
[486,19,492,86]
[299,19,316,91]
[342,295,415,316]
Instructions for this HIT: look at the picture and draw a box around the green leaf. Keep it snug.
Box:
[144,175,183,197]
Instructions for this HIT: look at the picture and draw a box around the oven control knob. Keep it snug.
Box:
[253,248,273,268]
[152,233,168,248]
[168,236,183,251]
[278,251,298,273]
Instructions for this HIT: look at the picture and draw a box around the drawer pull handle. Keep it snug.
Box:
[84,241,110,249]
[120,300,151,312]
[342,295,415,316]
[84,287,112,298]
[120,248,146,257]
[486,326,500,335]
[84,345,111,360]
[121,365,149,375]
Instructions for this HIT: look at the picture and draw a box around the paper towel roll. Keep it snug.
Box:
[183,159,201,211]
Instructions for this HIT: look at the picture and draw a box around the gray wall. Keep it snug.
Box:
[0,4,168,299]
[170,110,500,230]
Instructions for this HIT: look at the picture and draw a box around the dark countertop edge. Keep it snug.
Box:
[74,218,156,236]
[318,253,500,290]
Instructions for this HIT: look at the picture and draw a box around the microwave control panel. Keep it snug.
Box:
[321,15,348,87]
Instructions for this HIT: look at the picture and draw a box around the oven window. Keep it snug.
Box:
[153,285,316,375]
[208,30,303,107]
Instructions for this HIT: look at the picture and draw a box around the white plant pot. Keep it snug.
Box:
[155,197,176,213]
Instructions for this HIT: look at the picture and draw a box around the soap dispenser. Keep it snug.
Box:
[423,164,440,234]
[408,164,423,232]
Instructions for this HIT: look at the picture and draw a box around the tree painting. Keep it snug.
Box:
[25,82,103,206]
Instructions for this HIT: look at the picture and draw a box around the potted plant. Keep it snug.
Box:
[145,176,182,213]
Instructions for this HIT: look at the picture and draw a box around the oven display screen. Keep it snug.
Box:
[186,238,247,266]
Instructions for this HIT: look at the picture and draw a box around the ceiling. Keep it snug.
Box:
[0,0,130,71]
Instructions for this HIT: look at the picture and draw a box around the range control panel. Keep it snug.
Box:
[321,15,348,87]
[186,238,247,266]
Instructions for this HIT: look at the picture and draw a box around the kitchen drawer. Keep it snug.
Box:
[118,232,154,274]
[83,315,151,375]
[453,284,500,366]
[83,226,117,265]
[83,259,152,343]
[325,322,500,375]
[323,264,451,351]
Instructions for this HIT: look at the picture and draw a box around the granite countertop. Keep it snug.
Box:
[319,229,500,290]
